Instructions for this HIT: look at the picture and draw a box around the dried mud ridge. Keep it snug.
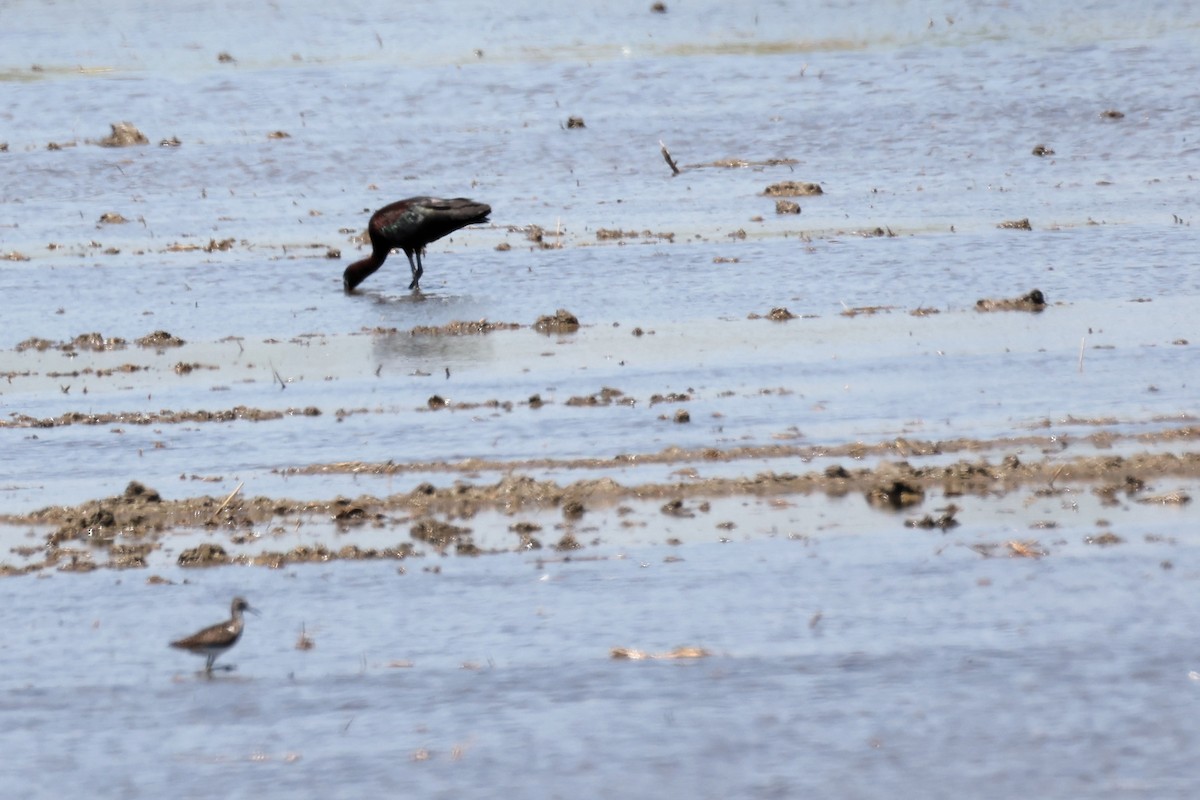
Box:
[2,441,1196,577]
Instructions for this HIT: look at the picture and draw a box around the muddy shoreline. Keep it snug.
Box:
[2,429,1194,576]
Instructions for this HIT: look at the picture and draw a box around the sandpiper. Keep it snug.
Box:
[170,596,257,675]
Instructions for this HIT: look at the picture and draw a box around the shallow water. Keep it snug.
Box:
[2,0,1200,796]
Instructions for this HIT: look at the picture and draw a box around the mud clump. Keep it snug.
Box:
[764,181,823,197]
[565,116,586,129]
[596,229,676,242]
[554,532,583,551]
[1032,144,1055,157]
[67,333,128,352]
[410,519,472,551]
[409,320,520,336]
[136,330,186,348]
[47,480,163,546]
[997,218,1033,230]
[906,505,960,530]
[567,387,629,407]
[768,307,796,321]
[534,309,580,334]
[866,479,925,510]
[775,200,802,214]
[178,543,229,567]
[976,289,1046,313]
[99,212,129,224]
[98,122,149,147]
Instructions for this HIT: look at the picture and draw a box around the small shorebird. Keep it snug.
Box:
[170,596,257,675]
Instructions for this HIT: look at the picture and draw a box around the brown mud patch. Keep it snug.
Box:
[976,289,1047,313]
[0,405,321,429]
[533,308,581,334]
[763,181,824,197]
[3,441,1199,576]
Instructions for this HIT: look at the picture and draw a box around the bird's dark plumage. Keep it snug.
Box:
[170,596,256,674]
[343,196,491,292]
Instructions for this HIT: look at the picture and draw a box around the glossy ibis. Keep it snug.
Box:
[343,196,491,292]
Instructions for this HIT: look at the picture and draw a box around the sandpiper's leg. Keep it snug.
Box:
[205,654,215,674]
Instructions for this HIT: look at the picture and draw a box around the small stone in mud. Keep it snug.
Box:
[159,136,182,147]
[997,217,1032,230]
[527,394,544,408]
[562,500,586,519]
[3,250,30,262]
[1084,532,1124,546]
[99,212,129,224]
[651,1,667,12]
[98,122,148,147]
[673,409,690,424]
[764,181,823,197]
[975,289,1046,313]
[1100,109,1124,119]
[1031,144,1055,157]
[267,130,291,139]
[427,395,447,410]
[217,51,236,63]
[566,116,586,129]
[534,309,580,334]
[775,200,801,214]
[866,479,925,510]
[325,248,340,259]
[495,242,512,251]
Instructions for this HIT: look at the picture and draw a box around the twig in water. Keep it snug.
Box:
[269,360,287,390]
[1078,336,1085,373]
[1048,464,1066,490]
[659,140,681,176]
[207,481,244,524]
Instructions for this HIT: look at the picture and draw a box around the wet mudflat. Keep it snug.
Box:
[3,0,1200,797]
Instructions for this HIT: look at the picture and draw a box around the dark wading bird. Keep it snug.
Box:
[170,596,258,675]
[343,196,491,292]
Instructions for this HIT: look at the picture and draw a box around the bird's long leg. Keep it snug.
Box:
[205,654,215,674]
[408,248,425,290]
[405,249,420,290]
